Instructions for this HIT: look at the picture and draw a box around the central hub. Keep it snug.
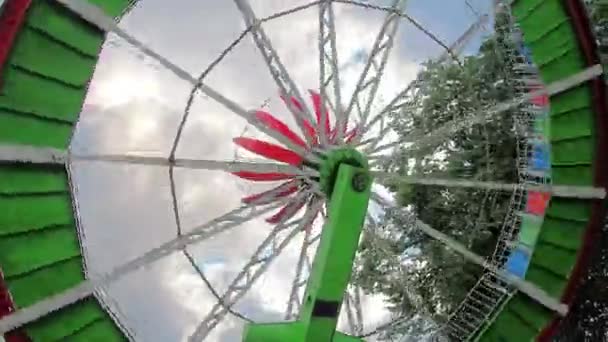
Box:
[318,148,368,197]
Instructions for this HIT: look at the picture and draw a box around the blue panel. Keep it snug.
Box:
[505,247,531,278]
[530,143,550,171]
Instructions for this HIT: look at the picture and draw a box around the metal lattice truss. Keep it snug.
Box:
[0,0,606,341]
[319,0,343,144]
[343,0,406,134]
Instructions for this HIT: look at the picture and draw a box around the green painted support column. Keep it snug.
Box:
[243,161,371,342]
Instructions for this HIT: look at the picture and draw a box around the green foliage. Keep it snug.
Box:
[354,12,522,339]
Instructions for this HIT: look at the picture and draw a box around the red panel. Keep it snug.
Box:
[254,111,307,148]
[528,84,549,107]
[233,137,303,166]
[232,171,294,182]
[525,191,550,216]
[241,180,300,204]
[0,0,32,83]
[1,272,29,342]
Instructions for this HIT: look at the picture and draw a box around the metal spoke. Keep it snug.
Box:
[0,144,66,164]
[233,0,316,144]
[435,14,488,63]
[344,286,364,335]
[355,13,485,144]
[319,0,343,145]
[0,189,312,333]
[369,64,604,156]
[342,0,406,136]
[183,250,253,323]
[52,0,316,161]
[189,200,323,341]
[372,173,607,199]
[285,228,318,320]
[368,198,568,316]
[70,153,318,177]
[413,219,568,316]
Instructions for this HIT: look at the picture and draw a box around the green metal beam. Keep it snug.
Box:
[243,162,371,342]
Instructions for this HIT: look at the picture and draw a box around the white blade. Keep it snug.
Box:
[369,65,604,156]
[372,173,607,199]
[71,153,319,177]
[188,200,323,341]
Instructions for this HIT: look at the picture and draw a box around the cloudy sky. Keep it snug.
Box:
[63,1,495,341]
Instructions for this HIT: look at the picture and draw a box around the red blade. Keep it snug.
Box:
[232,171,294,181]
[242,180,300,204]
[345,127,358,143]
[266,195,308,224]
[254,111,307,148]
[280,95,318,143]
[234,137,303,166]
[281,94,304,112]
[309,90,331,136]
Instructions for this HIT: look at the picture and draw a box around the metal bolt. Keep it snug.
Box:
[352,172,369,192]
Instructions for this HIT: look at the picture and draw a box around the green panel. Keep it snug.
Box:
[0,165,68,194]
[519,214,542,247]
[0,225,80,277]
[25,298,103,341]
[0,109,73,148]
[0,66,86,122]
[525,266,566,299]
[0,194,73,236]
[551,137,593,165]
[539,216,586,250]
[63,317,127,342]
[7,256,83,307]
[26,0,104,57]
[550,107,593,142]
[528,24,576,66]
[538,48,585,83]
[10,27,97,87]
[534,116,550,137]
[494,309,537,341]
[530,242,577,277]
[511,0,544,20]
[88,0,132,17]
[546,198,592,222]
[508,294,553,331]
[549,85,593,115]
[552,165,593,186]
[478,324,500,342]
